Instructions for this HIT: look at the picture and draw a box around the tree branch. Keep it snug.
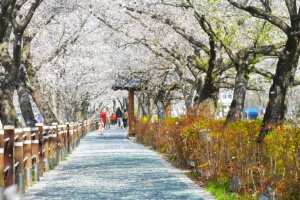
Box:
[227,0,291,34]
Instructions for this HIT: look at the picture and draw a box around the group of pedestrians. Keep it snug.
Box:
[98,107,128,135]
[115,107,128,129]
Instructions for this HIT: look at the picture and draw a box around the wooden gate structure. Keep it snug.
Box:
[112,77,147,137]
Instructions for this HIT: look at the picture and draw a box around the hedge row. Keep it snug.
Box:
[135,106,300,199]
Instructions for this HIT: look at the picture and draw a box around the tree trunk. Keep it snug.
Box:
[225,65,249,124]
[190,76,203,108]
[25,65,58,125]
[22,35,58,125]
[177,70,196,110]
[182,88,194,110]
[0,29,21,127]
[199,77,219,110]
[137,93,147,117]
[0,72,20,127]
[0,83,21,127]
[155,89,167,122]
[198,39,219,109]
[148,95,157,123]
[112,99,116,113]
[257,37,300,143]
[17,68,36,127]
[0,1,11,44]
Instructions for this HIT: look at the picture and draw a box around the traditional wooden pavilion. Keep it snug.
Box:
[112,77,147,137]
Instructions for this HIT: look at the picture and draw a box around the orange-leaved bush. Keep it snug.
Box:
[134,106,299,199]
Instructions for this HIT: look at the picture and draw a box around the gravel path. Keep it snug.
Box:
[20,127,216,200]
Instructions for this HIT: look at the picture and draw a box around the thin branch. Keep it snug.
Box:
[227,0,291,34]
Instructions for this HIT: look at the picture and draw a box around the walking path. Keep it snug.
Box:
[20,127,216,200]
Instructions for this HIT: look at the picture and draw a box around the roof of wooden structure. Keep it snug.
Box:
[112,76,148,91]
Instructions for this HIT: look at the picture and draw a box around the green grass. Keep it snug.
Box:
[49,157,54,170]
[32,169,36,184]
[184,173,253,199]
[205,183,250,200]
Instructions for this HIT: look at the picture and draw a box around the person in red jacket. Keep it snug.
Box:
[100,109,107,128]
[111,113,116,126]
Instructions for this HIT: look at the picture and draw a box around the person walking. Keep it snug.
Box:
[98,118,104,135]
[116,107,123,129]
[100,109,107,128]
[111,113,116,126]
[122,109,128,129]
[105,107,111,130]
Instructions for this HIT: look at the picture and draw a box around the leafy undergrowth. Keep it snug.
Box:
[135,105,300,199]
[205,182,252,200]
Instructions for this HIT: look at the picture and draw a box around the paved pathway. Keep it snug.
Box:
[20,127,216,200]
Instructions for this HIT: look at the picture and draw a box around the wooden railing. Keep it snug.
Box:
[0,120,98,198]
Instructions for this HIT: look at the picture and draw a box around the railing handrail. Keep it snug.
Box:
[0,119,96,198]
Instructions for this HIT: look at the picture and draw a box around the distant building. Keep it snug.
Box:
[169,89,265,120]
[218,89,234,118]
[218,89,265,120]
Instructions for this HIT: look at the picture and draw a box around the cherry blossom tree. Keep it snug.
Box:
[226,0,300,142]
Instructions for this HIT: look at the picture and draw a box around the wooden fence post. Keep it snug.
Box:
[67,122,76,153]
[0,129,4,199]
[65,123,70,154]
[62,124,68,160]
[36,123,44,177]
[14,128,25,194]
[23,127,33,187]
[83,121,87,137]
[31,127,39,182]
[74,122,79,148]
[4,126,15,189]
[52,123,58,167]
[48,125,54,170]
[86,121,89,135]
[78,123,82,140]
[42,126,50,172]
[57,125,64,163]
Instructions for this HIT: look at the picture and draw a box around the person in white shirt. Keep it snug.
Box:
[105,107,111,129]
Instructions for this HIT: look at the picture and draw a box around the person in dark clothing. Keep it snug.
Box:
[122,109,128,128]
[116,107,123,128]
